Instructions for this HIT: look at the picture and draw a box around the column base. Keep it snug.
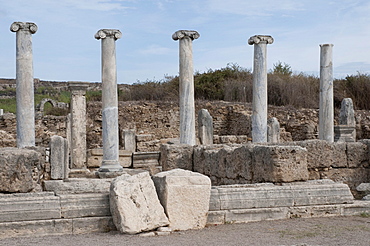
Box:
[98,160,123,172]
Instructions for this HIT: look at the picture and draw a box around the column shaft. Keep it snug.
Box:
[95,29,122,172]
[248,35,274,143]
[179,37,196,145]
[319,44,334,142]
[68,82,89,169]
[11,22,37,148]
[173,30,199,146]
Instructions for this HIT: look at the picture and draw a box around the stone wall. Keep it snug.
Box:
[160,140,370,198]
[2,100,370,151]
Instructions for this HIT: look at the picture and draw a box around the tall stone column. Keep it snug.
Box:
[319,44,334,142]
[248,35,274,143]
[68,81,89,170]
[172,30,200,145]
[95,29,123,172]
[10,22,38,148]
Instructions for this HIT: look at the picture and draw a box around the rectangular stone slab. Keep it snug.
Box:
[0,192,61,222]
[210,180,354,211]
[59,193,111,218]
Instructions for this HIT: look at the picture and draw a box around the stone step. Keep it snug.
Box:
[43,178,113,194]
[60,193,111,218]
[0,192,60,222]
[0,217,115,239]
[210,180,354,211]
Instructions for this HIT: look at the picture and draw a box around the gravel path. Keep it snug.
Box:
[1,216,370,246]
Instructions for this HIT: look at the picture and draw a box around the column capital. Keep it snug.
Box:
[10,22,38,34]
[172,30,200,41]
[248,35,274,45]
[319,44,334,48]
[68,81,90,95]
[95,29,122,40]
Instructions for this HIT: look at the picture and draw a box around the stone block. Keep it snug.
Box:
[331,142,347,168]
[206,211,225,225]
[193,144,252,186]
[0,192,61,222]
[225,207,288,224]
[198,109,213,145]
[43,178,113,194]
[110,171,169,234]
[0,147,42,192]
[132,152,160,168]
[87,149,132,168]
[153,169,211,231]
[72,216,116,234]
[136,134,154,142]
[357,183,370,195]
[59,193,110,218]
[342,201,370,216]
[50,135,66,180]
[160,144,193,171]
[326,168,370,196]
[288,205,342,218]
[0,219,72,239]
[252,145,308,183]
[347,142,368,168]
[296,140,334,168]
[122,129,136,152]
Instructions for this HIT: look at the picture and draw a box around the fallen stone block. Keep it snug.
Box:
[110,171,169,234]
[0,147,43,193]
[153,169,211,231]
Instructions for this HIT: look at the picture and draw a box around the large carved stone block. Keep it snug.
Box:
[109,171,168,234]
[160,144,193,171]
[153,169,211,231]
[0,148,42,193]
[296,140,334,168]
[252,145,308,183]
[347,142,368,168]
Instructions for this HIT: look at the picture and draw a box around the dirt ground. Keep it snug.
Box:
[1,216,370,246]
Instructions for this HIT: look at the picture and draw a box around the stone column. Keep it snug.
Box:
[198,109,213,145]
[95,29,123,172]
[172,30,200,145]
[68,81,89,169]
[267,117,280,143]
[319,44,334,142]
[10,22,38,148]
[248,35,274,143]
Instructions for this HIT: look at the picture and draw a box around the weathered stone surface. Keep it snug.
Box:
[43,178,113,194]
[267,117,280,143]
[210,180,353,212]
[295,140,334,168]
[110,171,168,234]
[198,109,213,145]
[60,193,110,218]
[72,216,116,234]
[331,142,347,168]
[0,147,42,192]
[87,149,132,168]
[357,183,370,194]
[160,144,193,171]
[225,207,288,223]
[347,142,368,168]
[252,145,308,183]
[193,144,252,185]
[0,192,60,222]
[153,169,211,231]
[50,135,66,180]
[123,129,136,152]
[0,219,72,239]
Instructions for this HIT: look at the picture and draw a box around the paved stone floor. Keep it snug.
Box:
[1,216,370,246]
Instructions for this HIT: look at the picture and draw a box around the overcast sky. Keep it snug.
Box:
[1,0,370,84]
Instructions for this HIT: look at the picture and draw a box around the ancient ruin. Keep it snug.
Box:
[0,22,369,239]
